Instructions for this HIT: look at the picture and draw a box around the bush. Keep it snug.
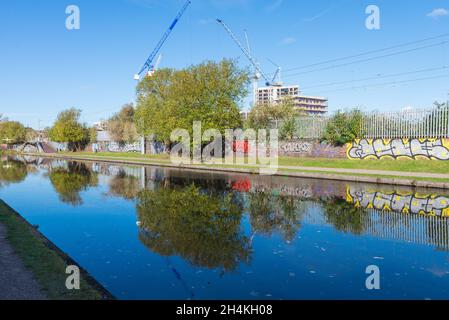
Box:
[279,118,296,140]
[323,109,363,146]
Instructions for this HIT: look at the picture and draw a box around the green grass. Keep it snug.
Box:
[0,200,111,300]
[278,157,449,174]
[57,152,449,174]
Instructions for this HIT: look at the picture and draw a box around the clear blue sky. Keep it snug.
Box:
[1,0,448,128]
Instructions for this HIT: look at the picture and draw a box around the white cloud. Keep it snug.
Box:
[280,37,297,45]
[427,8,449,19]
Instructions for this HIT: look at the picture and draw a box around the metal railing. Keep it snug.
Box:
[270,104,449,140]
[362,105,449,139]
[271,116,329,140]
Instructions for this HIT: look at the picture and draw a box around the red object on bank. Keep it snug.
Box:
[232,179,252,193]
[233,140,250,154]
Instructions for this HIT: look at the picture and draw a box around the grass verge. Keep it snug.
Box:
[59,152,449,175]
[0,200,114,300]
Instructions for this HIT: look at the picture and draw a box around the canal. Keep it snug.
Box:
[1,155,449,299]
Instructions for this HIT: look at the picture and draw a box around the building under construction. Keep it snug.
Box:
[255,85,328,115]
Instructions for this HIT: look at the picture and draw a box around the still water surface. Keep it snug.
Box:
[1,155,449,300]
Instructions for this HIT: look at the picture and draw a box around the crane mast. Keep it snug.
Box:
[135,0,192,80]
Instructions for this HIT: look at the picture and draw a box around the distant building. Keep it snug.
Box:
[255,85,328,115]
[93,121,112,142]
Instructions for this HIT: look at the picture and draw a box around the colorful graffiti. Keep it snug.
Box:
[346,186,449,217]
[347,138,449,160]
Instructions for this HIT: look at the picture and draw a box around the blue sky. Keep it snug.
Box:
[1,0,448,128]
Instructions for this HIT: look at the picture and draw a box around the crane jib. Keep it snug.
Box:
[170,19,179,30]
[135,0,191,79]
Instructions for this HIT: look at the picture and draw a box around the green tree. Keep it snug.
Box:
[49,108,90,151]
[246,98,296,130]
[88,127,98,144]
[323,109,363,146]
[0,121,27,145]
[279,118,297,140]
[135,59,249,146]
[108,104,138,143]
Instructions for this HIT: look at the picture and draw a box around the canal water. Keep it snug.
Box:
[1,155,449,300]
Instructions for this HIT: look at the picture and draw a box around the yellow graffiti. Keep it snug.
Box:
[347,138,449,160]
[346,186,449,217]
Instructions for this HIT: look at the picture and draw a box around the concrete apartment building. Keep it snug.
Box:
[256,85,328,115]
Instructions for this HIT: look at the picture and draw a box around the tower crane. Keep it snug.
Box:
[216,19,272,87]
[268,58,283,86]
[134,0,192,81]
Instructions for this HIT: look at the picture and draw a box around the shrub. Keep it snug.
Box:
[323,109,363,146]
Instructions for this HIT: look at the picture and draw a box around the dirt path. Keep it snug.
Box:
[0,223,46,300]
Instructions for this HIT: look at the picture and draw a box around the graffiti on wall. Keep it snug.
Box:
[347,138,449,160]
[108,142,141,153]
[94,142,141,153]
[279,141,312,154]
[278,141,346,158]
[346,186,449,217]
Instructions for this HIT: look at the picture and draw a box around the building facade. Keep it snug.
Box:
[255,85,328,115]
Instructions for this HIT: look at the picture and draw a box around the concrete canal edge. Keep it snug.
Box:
[20,152,449,190]
[0,200,115,300]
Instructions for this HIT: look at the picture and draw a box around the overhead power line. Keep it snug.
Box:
[301,65,449,90]
[308,74,449,95]
[280,41,449,79]
[266,33,449,76]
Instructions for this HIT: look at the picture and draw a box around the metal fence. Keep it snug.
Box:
[362,105,449,139]
[270,104,449,141]
[271,116,329,140]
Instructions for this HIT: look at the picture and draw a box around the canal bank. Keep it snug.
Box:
[19,152,449,190]
[0,200,114,300]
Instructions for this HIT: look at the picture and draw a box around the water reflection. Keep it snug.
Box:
[0,159,28,188]
[108,170,141,200]
[322,197,367,235]
[137,185,251,271]
[347,186,449,217]
[48,162,98,206]
[2,156,449,254]
[2,156,449,298]
[248,192,305,242]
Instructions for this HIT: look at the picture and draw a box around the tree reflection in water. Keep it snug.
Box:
[248,191,305,242]
[322,197,367,235]
[137,185,252,272]
[0,159,28,188]
[108,170,141,200]
[48,162,98,206]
